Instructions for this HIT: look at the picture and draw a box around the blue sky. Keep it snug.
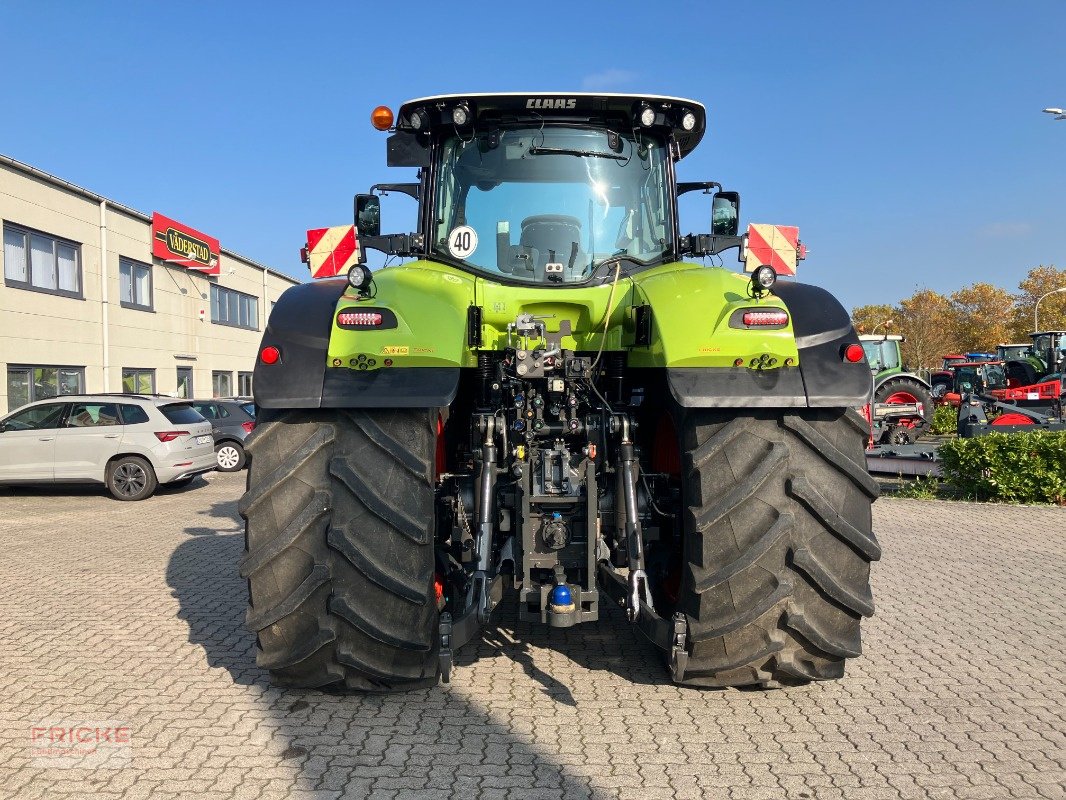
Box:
[1,1,1063,310]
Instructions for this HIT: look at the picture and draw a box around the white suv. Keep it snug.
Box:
[0,394,216,500]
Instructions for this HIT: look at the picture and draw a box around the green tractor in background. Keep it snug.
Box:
[859,334,933,442]
[241,93,879,692]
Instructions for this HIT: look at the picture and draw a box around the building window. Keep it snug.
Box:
[237,371,253,396]
[6,365,84,411]
[212,371,233,397]
[210,284,258,330]
[3,223,82,299]
[176,367,193,399]
[122,368,155,394]
[119,257,153,311]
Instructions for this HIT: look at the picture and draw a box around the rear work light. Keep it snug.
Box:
[337,311,383,327]
[154,431,189,442]
[843,344,866,363]
[259,346,280,365]
[241,421,256,433]
[742,310,789,327]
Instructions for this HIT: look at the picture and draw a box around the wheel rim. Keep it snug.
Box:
[884,390,919,405]
[217,446,241,469]
[114,463,147,496]
[890,428,913,444]
[991,413,1034,426]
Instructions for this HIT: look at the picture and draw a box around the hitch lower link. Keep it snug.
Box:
[439,414,502,683]
[616,414,653,622]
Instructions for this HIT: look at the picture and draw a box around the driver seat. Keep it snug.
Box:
[520,215,583,274]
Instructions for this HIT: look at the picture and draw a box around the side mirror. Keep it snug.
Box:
[711,191,740,236]
[354,194,381,238]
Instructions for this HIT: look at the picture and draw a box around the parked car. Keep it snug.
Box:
[189,398,256,472]
[221,396,257,418]
[0,394,215,500]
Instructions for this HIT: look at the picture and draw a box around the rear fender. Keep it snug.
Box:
[774,281,873,407]
[253,279,347,409]
[874,373,932,393]
[665,281,874,409]
[254,266,470,410]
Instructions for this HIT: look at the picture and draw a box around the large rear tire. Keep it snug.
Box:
[238,408,439,692]
[875,377,933,424]
[677,408,880,688]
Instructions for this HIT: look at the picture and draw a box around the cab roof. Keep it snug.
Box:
[395,92,707,159]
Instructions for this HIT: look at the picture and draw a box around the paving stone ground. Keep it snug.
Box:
[0,472,1064,799]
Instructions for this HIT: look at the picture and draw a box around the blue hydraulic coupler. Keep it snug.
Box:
[549,583,576,614]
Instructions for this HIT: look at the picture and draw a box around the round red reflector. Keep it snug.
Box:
[433,574,445,603]
[260,346,280,365]
[733,358,744,367]
[371,105,394,131]
[843,344,865,363]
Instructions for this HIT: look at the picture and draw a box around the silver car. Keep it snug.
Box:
[0,394,216,500]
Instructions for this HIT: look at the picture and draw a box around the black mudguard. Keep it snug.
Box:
[253,279,459,409]
[666,281,872,409]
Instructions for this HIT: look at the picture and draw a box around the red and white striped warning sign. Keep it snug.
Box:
[744,224,805,276]
[306,225,359,279]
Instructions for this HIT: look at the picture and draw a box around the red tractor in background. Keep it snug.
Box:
[983,330,1066,419]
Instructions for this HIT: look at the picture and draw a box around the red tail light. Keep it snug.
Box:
[434,413,446,480]
[260,346,281,365]
[155,431,190,442]
[337,311,383,327]
[434,573,445,603]
[742,310,789,326]
[241,421,256,433]
[843,344,866,363]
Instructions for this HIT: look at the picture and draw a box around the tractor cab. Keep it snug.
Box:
[956,361,1007,393]
[996,343,1034,362]
[859,334,903,374]
[936,360,1008,408]
[1029,331,1066,376]
[354,94,745,286]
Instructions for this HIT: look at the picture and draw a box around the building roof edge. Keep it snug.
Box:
[0,152,299,286]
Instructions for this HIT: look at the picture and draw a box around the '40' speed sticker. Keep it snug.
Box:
[448,225,478,259]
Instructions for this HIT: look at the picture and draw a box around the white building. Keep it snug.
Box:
[0,154,299,412]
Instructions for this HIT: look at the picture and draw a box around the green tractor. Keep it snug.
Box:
[241,93,879,692]
[859,334,933,440]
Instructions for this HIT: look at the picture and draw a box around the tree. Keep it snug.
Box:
[850,304,895,335]
[1013,265,1066,337]
[949,283,1016,353]
[895,289,957,369]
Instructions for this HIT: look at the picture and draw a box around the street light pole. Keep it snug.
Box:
[1034,287,1066,332]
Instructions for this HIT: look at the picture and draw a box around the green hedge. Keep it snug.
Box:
[931,404,957,435]
[938,430,1066,504]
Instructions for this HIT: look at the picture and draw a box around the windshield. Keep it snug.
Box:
[432,127,672,284]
